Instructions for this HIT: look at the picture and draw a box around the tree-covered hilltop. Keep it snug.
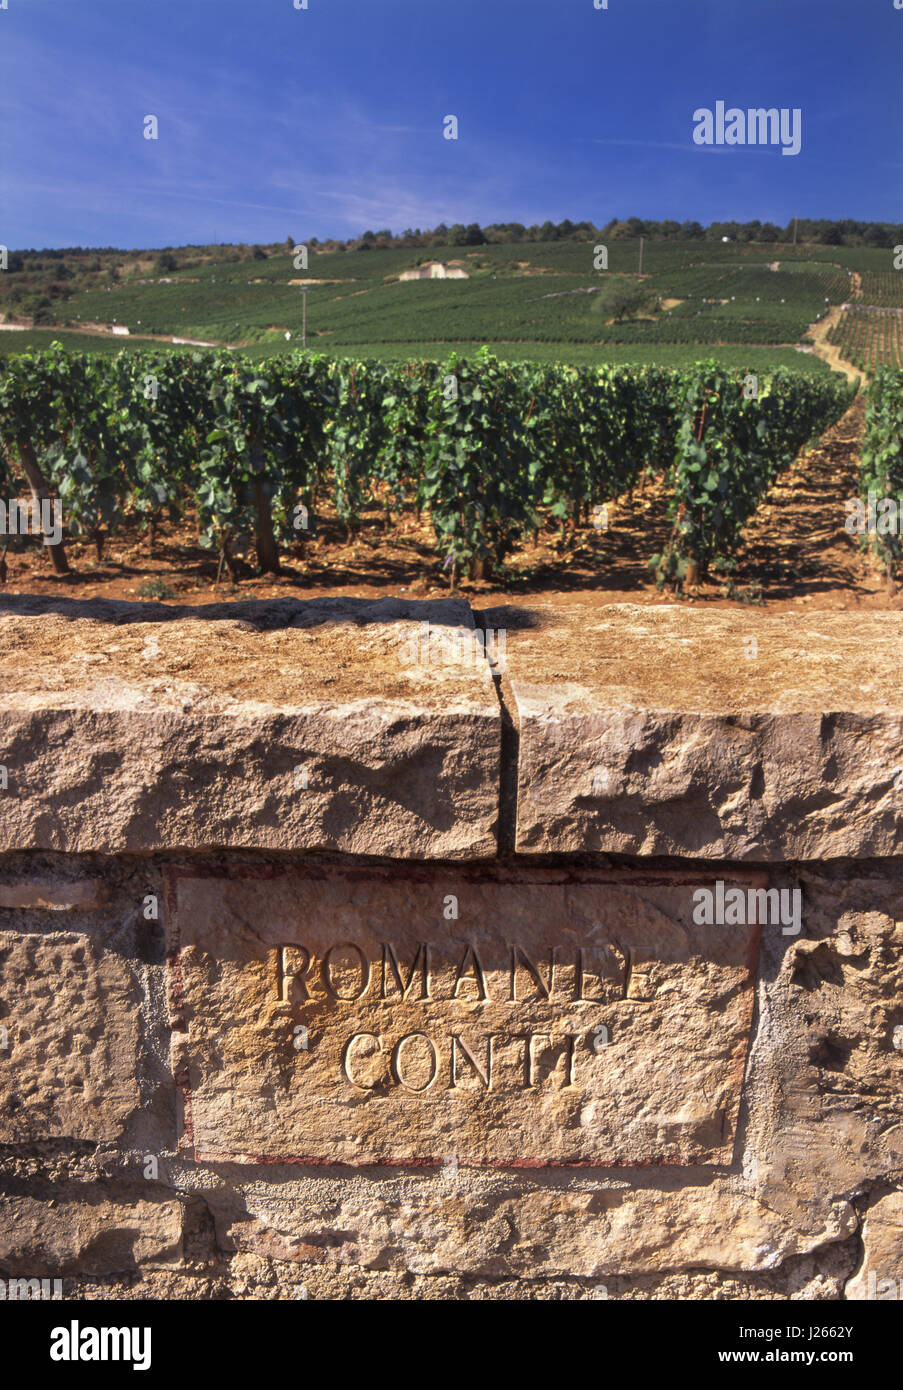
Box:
[7,215,903,262]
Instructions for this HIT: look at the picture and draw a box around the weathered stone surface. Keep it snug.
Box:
[168,866,762,1166]
[845,1191,903,1299]
[0,596,500,858]
[505,604,903,860]
[743,879,903,1241]
[0,848,897,1299]
[0,1192,183,1275]
[65,1254,855,1301]
[0,929,143,1142]
[208,1177,854,1279]
[0,878,108,910]
[0,581,900,1300]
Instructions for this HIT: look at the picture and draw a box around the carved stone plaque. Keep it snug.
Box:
[165,867,763,1166]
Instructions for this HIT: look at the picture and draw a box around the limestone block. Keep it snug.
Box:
[845,1191,903,1299]
[506,604,903,859]
[210,1178,854,1279]
[168,866,763,1166]
[0,929,143,1143]
[0,1193,182,1276]
[0,596,500,858]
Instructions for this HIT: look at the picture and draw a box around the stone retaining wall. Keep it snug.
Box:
[1,596,901,1300]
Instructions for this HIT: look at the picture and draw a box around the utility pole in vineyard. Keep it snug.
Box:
[302,285,307,348]
[638,236,645,275]
[792,218,798,245]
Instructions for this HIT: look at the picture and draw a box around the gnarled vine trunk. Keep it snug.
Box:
[17,439,69,576]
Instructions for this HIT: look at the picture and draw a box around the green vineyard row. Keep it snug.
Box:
[0,346,856,583]
[828,308,903,375]
[859,368,903,575]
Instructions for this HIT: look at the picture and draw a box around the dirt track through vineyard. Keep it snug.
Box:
[736,391,889,606]
[805,269,869,384]
[809,307,866,384]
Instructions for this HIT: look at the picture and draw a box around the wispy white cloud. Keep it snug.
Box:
[586,138,733,154]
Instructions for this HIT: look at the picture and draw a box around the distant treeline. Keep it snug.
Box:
[8,216,903,261]
[339,217,903,251]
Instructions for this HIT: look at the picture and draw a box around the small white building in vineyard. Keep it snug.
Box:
[399,261,469,281]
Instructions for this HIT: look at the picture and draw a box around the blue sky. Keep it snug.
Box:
[1,0,899,250]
